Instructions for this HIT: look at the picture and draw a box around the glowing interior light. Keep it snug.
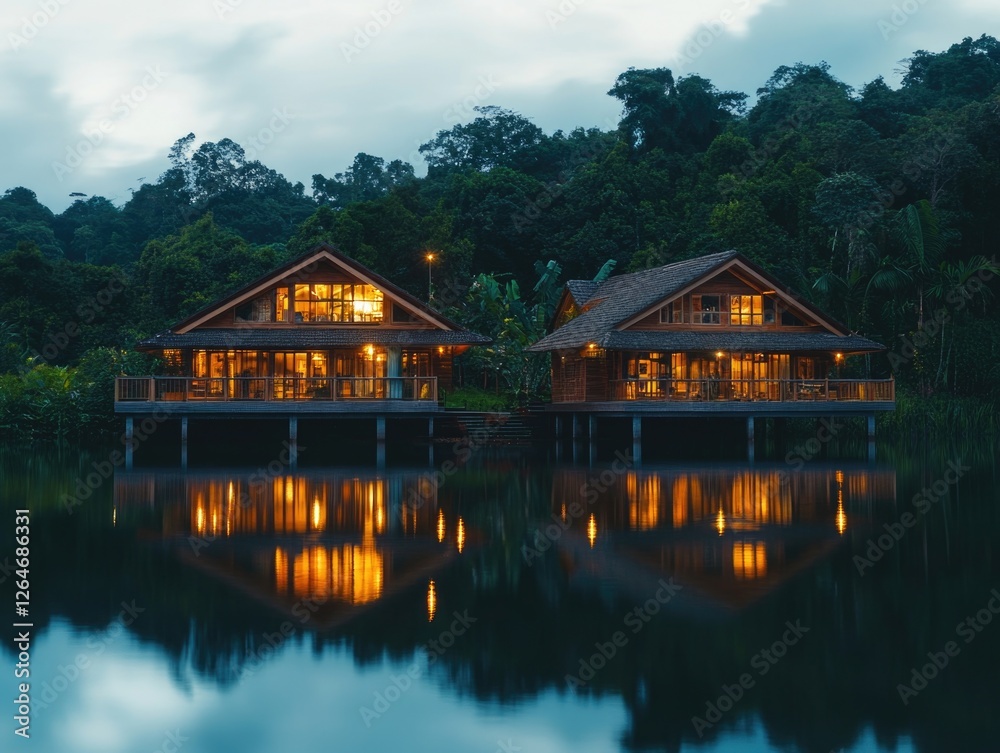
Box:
[457,517,465,553]
[587,514,597,548]
[427,580,437,622]
[437,509,446,542]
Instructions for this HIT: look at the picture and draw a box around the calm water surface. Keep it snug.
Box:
[1,441,998,753]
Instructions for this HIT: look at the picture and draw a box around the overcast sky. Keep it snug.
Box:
[2,0,998,213]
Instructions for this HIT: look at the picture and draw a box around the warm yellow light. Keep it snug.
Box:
[437,509,446,542]
[196,503,206,534]
[835,353,843,361]
[588,343,596,349]
[426,253,435,262]
[560,503,567,522]
[457,517,465,554]
[587,514,597,548]
[364,344,375,358]
[715,351,725,359]
[312,500,323,530]
[437,346,445,355]
[733,541,768,580]
[836,501,847,535]
[716,508,726,536]
[113,508,117,527]
[427,580,437,622]
[275,548,288,593]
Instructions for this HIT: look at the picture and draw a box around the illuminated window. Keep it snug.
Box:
[293,284,383,323]
[276,287,290,322]
[730,295,763,326]
[161,349,184,374]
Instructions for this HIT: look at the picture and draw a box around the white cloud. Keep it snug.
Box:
[1,0,999,211]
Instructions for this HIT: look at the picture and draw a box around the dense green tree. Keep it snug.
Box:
[420,106,545,174]
[312,152,415,208]
[3,35,1000,426]
[608,68,745,153]
[134,214,281,329]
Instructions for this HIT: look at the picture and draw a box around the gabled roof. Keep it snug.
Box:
[140,244,490,348]
[564,280,601,307]
[528,251,884,353]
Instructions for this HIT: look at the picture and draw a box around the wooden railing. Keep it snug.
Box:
[116,376,439,402]
[609,378,895,403]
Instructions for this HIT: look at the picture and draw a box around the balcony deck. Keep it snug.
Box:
[547,378,895,417]
[115,376,441,415]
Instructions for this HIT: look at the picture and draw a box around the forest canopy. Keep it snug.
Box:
[2,35,1000,438]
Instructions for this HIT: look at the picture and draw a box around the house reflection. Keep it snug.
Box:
[553,465,896,610]
[115,471,460,625]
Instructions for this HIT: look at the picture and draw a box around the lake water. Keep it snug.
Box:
[2,439,998,753]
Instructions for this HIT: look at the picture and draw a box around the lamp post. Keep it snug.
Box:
[426,252,435,302]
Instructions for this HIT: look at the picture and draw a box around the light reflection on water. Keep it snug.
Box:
[3,450,997,753]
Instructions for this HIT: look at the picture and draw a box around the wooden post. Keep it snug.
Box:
[376,415,386,467]
[180,416,188,470]
[555,415,563,441]
[125,416,134,470]
[289,417,298,469]
[588,414,597,466]
[428,416,435,465]
[747,416,755,463]
[632,415,642,466]
[867,414,876,462]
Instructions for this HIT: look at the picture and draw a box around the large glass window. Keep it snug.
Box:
[293,284,384,323]
[730,295,763,326]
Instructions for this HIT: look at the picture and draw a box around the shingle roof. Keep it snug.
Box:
[564,280,601,306]
[529,251,740,351]
[529,251,885,353]
[138,328,490,351]
[600,331,884,353]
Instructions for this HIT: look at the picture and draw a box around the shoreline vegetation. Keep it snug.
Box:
[3,36,1000,444]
